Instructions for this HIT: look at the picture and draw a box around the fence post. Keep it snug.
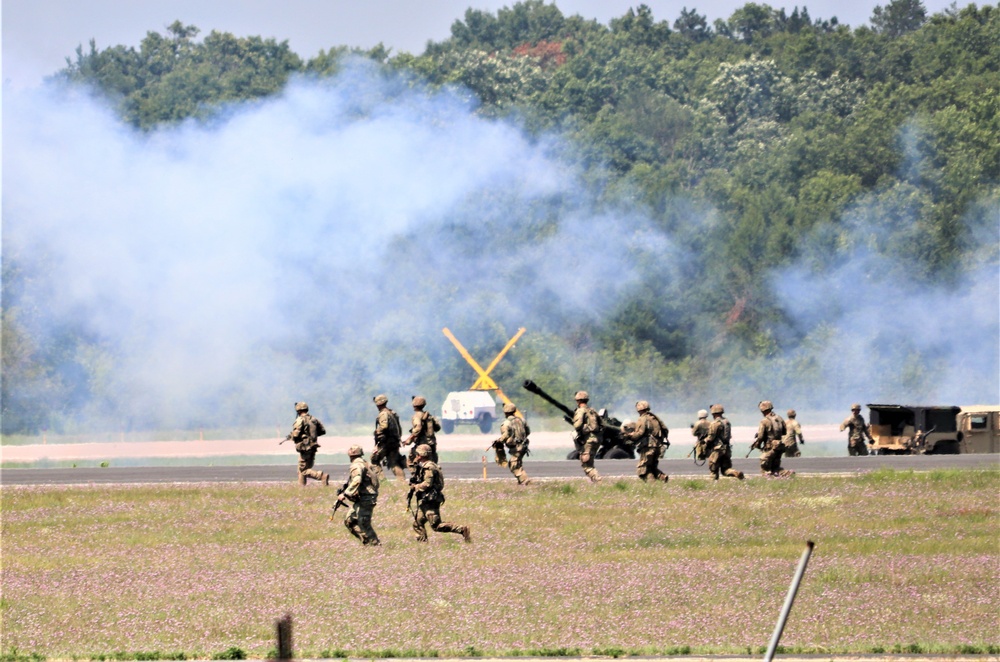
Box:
[764,541,814,662]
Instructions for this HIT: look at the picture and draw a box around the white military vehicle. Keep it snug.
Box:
[441,390,498,434]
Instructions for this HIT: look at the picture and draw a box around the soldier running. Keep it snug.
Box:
[783,409,805,457]
[573,391,603,483]
[286,402,330,487]
[705,404,744,481]
[840,403,874,456]
[494,402,532,485]
[371,394,406,480]
[624,400,669,482]
[404,396,439,466]
[408,444,471,543]
[335,445,381,546]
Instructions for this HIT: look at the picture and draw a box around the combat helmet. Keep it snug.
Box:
[759,400,773,412]
[787,409,797,418]
[415,443,432,457]
[347,444,364,457]
[635,400,650,412]
[710,404,724,415]
[697,409,709,419]
[503,402,517,415]
[412,396,427,408]
[373,394,388,406]
[851,403,861,411]
[574,391,589,402]
[294,401,309,413]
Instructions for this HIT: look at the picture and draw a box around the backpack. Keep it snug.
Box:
[422,411,441,434]
[314,418,326,437]
[431,415,442,433]
[363,460,381,496]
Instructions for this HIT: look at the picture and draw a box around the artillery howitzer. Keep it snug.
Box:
[522,380,635,460]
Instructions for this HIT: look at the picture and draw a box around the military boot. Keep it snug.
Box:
[393,466,405,480]
[298,472,307,487]
[322,472,330,486]
[461,526,472,543]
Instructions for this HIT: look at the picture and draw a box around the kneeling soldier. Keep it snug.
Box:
[336,445,381,546]
[409,444,471,543]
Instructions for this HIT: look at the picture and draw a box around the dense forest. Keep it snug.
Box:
[3,0,998,435]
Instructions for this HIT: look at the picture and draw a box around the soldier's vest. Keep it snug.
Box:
[376,409,402,445]
[417,411,440,442]
[360,460,380,497]
[508,416,529,447]
[295,414,325,452]
[766,414,787,449]
[417,463,446,504]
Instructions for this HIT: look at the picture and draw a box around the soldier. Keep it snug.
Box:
[840,404,873,456]
[405,396,439,466]
[691,409,710,461]
[370,394,406,480]
[705,404,744,481]
[755,400,792,477]
[286,402,330,487]
[494,402,532,485]
[408,444,471,543]
[783,409,805,457]
[335,445,380,546]
[573,391,603,483]
[624,401,669,482]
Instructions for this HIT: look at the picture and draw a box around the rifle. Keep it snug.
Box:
[745,433,761,458]
[405,486,416,516]
[279,434,292,446]
[329,486,349,520]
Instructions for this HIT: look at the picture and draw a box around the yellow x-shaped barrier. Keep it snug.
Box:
[442,327,526,407]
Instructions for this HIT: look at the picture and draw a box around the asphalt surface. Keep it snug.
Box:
[2,453,996,485]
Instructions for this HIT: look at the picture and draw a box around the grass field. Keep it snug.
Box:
[2,469,998,660]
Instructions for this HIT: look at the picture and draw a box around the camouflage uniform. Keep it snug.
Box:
[371,395,406,480]
[288,403,329,486]
[338,447,380,546]
[406,398,438,466]
[840,405,873,456]
[704,406,744,480]
[691,410,710,460]
[756,402,791,476]
[573,392,603,483]
[782,410,805,458]
[497,408,531,485]
[410,445,470,543]
[626,402,669,482]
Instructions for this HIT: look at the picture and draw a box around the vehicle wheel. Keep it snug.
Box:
[604,446,631,460]
[567,449,580,460]
[477,415,493,434]
[441,419,455,434]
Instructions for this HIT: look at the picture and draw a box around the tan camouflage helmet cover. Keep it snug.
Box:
[787,409,797,418]
[503,402,517,414]
[294,401,309,412]
[347,444,364,457]
[635,400,650,412]
[851,403,862,411]
[574,391,589,401]
[412,396,427,408]
[415,443,432,457]
[373,394,388,406]
[710,404,724,415]
[759,400,774,412]
[697,409,708,419]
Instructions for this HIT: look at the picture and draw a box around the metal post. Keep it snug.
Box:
[764,540,815,662]
[275,612,293,660]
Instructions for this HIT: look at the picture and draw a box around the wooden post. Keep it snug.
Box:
[482,455,487,480]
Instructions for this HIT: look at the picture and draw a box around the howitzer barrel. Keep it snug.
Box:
[522,380,575,423]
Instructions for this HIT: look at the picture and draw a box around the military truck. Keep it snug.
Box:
[867,404,1000,454]
[522,380,635,460]
[440,390,497,434]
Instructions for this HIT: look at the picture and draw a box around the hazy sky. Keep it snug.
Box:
[2,0,965,90]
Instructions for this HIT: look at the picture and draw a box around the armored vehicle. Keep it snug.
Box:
[522,380,635,460]
[441,390,497,434]
[868,404,1000,454]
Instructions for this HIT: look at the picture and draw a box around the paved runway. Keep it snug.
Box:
[2,453,996,485]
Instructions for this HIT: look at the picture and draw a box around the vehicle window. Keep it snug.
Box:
[970,415,987,430]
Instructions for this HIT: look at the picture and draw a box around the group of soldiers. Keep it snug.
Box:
[284,394,877,545]
[284,398,471,547]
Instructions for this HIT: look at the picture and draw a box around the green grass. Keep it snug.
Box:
[2,469,998,659]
